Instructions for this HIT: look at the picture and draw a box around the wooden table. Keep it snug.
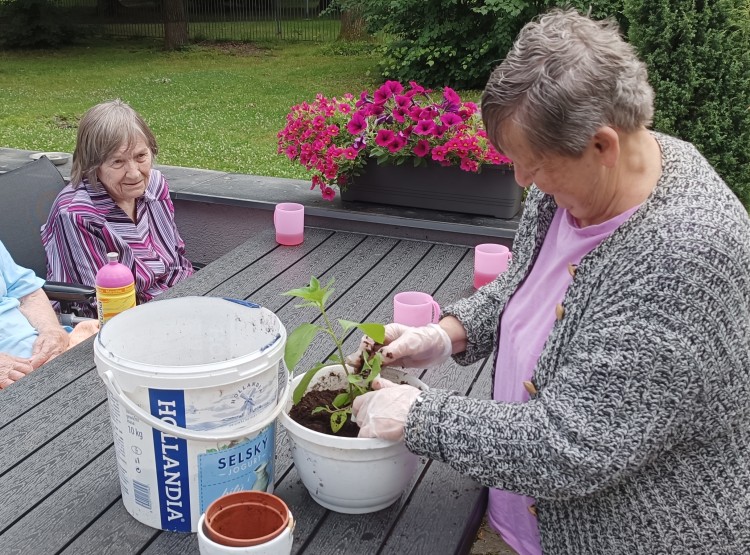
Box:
[0,227,492,555]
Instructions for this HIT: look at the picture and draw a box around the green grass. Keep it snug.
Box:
[0,38,380,179]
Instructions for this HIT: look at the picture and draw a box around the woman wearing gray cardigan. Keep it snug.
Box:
[351,9,750,555]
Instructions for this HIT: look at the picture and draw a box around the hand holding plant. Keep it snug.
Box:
[282,277,386,433]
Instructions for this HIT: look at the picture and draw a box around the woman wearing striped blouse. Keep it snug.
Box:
[42,99,194,318]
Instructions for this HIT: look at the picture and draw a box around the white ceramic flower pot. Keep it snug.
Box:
[278,365,426,514]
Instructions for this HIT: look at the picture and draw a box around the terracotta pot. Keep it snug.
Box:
[203,491,290,547]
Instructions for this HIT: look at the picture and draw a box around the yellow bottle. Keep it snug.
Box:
[96,252,136,325]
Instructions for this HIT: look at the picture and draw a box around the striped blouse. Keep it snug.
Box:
[41,168,194,317]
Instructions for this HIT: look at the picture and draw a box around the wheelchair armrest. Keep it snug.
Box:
[43,281,97,304]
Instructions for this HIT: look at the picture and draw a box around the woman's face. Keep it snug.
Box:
[499,122,605,217]
[97,138,152,204]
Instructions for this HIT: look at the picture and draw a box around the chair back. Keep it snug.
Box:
[0,156,66,278]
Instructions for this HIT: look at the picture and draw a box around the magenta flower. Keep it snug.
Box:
[414,120,437,136]
[373,85,391,105]
[277,80,511,202]
[413,140,430,158]
[388,136,407,153]
[384,80,404,95]
[395,95,411,110]
[440,113,462,127]
[321,186,336,200]
[347,112,367,135]
[284,145,298,160]
[375,129,396,146]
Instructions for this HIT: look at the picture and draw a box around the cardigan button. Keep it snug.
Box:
[555,304,565,320]
[523,380,537,395]
[567,262,577,277]
[528,504,538,517]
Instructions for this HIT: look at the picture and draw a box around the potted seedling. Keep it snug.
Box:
[277,277,426,514]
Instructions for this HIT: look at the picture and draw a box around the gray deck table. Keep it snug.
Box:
[0,227,493,555]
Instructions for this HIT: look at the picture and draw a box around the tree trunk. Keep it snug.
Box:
[97,0,121,18]
[337,6,368,41]
[163,0,189,50]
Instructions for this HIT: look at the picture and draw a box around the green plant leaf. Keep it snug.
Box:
[311,406,327,415]
[337,319,358,331]
[354,323,385,344]
[291,362,327,404]
[332,392,350,408]
[330,410,348,433]
[365,352,382,385]
[284,323,320,372]
[281,276,331,306]
[320,277,335,306]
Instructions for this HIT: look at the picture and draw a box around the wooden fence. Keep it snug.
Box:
[50,0,340,42]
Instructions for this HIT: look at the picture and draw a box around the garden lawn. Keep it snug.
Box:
[0,38,380,179]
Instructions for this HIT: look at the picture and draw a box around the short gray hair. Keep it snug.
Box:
[481,8,654,158]
[71,99,158,187]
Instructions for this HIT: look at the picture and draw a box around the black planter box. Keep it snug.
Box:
[341,160,522,219]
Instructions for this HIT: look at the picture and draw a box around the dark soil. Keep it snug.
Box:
[288,389,360,438]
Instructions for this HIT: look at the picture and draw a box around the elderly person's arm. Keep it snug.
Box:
[18,288,69,369]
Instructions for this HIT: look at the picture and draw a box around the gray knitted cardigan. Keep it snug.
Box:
[404,133,750,554]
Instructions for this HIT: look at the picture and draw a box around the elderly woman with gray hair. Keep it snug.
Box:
[42,99,193,317]
[350,9,750,554]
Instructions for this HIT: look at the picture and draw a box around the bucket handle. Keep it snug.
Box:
[100,370,290,442]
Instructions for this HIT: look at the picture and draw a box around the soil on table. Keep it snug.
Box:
[288,389,361,438]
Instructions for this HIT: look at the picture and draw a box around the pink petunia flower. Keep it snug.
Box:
[321,186,336,200]
[414,120,437,136]
[384,80,404,95]
[440,113,463,127]
[395,95,411,109]
[375,129,396,146]
[388,136,407,153]
[413,140,430,158]
[347,112,367,135]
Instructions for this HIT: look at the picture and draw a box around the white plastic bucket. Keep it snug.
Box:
[95,297,288,533]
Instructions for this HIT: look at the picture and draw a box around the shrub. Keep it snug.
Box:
[0,0,75,49]
[624,0,750,207]
[336,0,540,89]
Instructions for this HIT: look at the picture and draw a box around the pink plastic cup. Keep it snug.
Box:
[274,203,304,246]
[393,292,441,327]
[474,243,512,289]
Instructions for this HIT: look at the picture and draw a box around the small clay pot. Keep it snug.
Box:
[204,491,290,547]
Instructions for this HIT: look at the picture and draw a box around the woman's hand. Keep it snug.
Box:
[347,322,453,369]
[0,353,34,389]
[29,326,69,369]
[18,288,70,369]
[353,378,422,440]
[68,319,100,350]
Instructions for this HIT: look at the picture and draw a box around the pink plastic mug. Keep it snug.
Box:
[474,243,512,289]
[274,203,304,246]
[393,292,441,327]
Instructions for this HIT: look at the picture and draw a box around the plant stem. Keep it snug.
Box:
[320,305,355,400]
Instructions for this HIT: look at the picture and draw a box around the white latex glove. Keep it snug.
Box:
[353,378,422,441]
[346,323,452,369]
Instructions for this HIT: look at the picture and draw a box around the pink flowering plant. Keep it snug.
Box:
[277,80,511,200]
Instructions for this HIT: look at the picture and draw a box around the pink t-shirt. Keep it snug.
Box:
[488,205,640,555]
